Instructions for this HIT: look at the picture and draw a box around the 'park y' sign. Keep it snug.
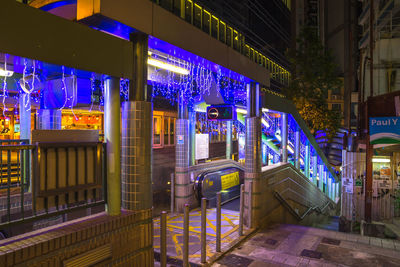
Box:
[369,117,400,144]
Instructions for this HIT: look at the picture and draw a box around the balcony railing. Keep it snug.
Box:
[151,0,291,87]
[0,141,107,230]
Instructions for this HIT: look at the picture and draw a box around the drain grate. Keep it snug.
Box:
[321,237,341,246]
[300,249,322,259]
[218,254,254,267]
[264,238,278,245]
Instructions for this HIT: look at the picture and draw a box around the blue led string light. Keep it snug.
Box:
[2,54,9,116]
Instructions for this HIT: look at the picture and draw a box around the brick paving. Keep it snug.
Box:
[213,224,400,267]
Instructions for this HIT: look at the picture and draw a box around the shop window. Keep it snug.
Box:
[194,4,202,29]
[170,118,175,145]
[185,0,193,23]
[226,26,232,47]
[164,117,169,145]
[211,16,218,39]
[219,21,226,43]
[153,116,162,147]
[202,10,211,34]
[332,104,341,111]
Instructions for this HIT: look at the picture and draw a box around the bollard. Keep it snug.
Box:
[216,192,222,252]
[239,184,244,236]
[160,211,167,267]
[183,204,189,267]
[248,181,253,229]
[201,197,207,263]
[170,173,175,213]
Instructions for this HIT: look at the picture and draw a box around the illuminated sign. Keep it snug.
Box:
[206,105,236,121]
[369,117,400,144]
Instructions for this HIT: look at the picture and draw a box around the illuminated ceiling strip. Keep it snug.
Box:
[147,58,190,75]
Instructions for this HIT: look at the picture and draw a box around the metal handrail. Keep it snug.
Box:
[274,190,332,220]
[0,141,107,232]
[274,191,318,220]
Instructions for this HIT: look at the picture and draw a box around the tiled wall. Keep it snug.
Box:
[0,209,153,266]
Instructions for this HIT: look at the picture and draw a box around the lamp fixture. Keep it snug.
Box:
[372,158,390,163]
[0,68,13,77]
[236,108,247,114]
[147,58,190,75]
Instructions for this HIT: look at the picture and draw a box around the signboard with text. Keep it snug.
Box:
[207,105,236,121]
[369,117,400,144]
[195,134,209,160]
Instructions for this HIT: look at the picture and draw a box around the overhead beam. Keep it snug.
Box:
[0,0,133,78]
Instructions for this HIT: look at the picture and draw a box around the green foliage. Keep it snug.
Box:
[284,27,342,139]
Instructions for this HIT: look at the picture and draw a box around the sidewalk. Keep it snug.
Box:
[153,206,250,266]
[214,223,400,267]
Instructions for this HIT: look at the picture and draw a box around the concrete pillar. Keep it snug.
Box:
[189,110,196,166]
[294,130,300,169]
[175,90,191,212]
[121,101,152,210]
[318,164,324,192]
[36,109,61,129]
[104,76,121,216]
[121,32,153,211]
[312,155,318,186]
[304,142,310,179]
[226,121,232,159]
[245,83,261,228]
[281,113,288,163]
[19,93,31,190]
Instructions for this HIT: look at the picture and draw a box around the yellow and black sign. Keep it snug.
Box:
[221,172,239,190]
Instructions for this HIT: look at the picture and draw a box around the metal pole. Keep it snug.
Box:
[239,184,244,236]
[226,121,232,160]
[201,197,207,263]
[171,173,175,213]
[216,192,222,252]
[183,204,189,267]
[104,76,121,216]
[161,211,167,267]
[248,181,253,228]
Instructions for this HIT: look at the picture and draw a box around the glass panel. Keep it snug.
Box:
[203,10,211,34]
[233,30,239,51]
[211,16,218,38]
[185,0,193,23]
[219,21,226,43]
[153,116,162,146]
[160,0,173,11]
[194,4,202,28]
[226,26,232,47]
[170,118,175,145]
[173,0,181,16]
[245,45,250,58]
[164,117,169,145]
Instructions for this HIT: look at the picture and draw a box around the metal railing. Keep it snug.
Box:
[0,141,107,229]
